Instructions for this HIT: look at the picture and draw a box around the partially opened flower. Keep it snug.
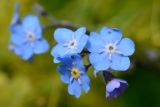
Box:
[87,26,135,71]
[9,8,49,60]
[106,79,128,99]
[10,3,21,33]
[57,55,90,98]
[51,27,88,63]
[11,3,20,25]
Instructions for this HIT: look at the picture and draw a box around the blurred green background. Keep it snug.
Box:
[0,0,160,107]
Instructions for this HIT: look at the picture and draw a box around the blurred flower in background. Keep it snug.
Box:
[9,4,49,60]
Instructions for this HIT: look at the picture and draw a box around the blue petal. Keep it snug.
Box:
[54,28,73,44]
[100,27,122,43]
[57,64,70,84]
[117,38,135,56]
[22,15,42,38]
[58,55,84,71]
[58,56,73,66]
[87,32,105,53]
[89,53,110,71]
[81,74,90,93]
[33,39,49,54]
[53,57,61,63]
[76,34,88,53]
[116,79,128,84]
[10,33,26,45]
[51,44,69,58]
[110,54,130,71]
[68,80,82,98]
[106,79,120,92]
[75,27,86,40]
[21,44,33,60]
[10,24,22,34]
[58,55,85,73]
[9,43,23,56]
[72,55,85,72]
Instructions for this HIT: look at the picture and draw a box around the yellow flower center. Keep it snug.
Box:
[71,67,80,79]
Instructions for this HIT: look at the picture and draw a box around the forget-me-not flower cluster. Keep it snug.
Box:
[51,26,135,98]
[9,3,135,99]
[51,27,90,97]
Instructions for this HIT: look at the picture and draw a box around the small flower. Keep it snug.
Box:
[87,26,135,71]
[9,5,49,60]
[106,79,128,99]
[51,27,88,63]
[57,55,90,98]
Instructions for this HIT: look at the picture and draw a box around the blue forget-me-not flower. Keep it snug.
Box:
[51,27,88,63]
[9,4,49,60]
[87,26,135,71]
[106,78,128,98]
[57,55,90,98]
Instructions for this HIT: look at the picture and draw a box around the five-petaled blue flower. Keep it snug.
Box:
[87,27,135,71]
[106,78,128,98]
[57,55,90,98]
[51,27,88,63]
[9,4,49,60]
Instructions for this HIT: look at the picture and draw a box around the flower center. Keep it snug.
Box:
[71,67,80,79]
[68,40,77,49]
[106,43,116,54]
[26,32,36,42]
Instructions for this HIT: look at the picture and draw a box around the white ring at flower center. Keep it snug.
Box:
[106,43,117,54]
[26,32,36,42]
[68,39,77,49]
